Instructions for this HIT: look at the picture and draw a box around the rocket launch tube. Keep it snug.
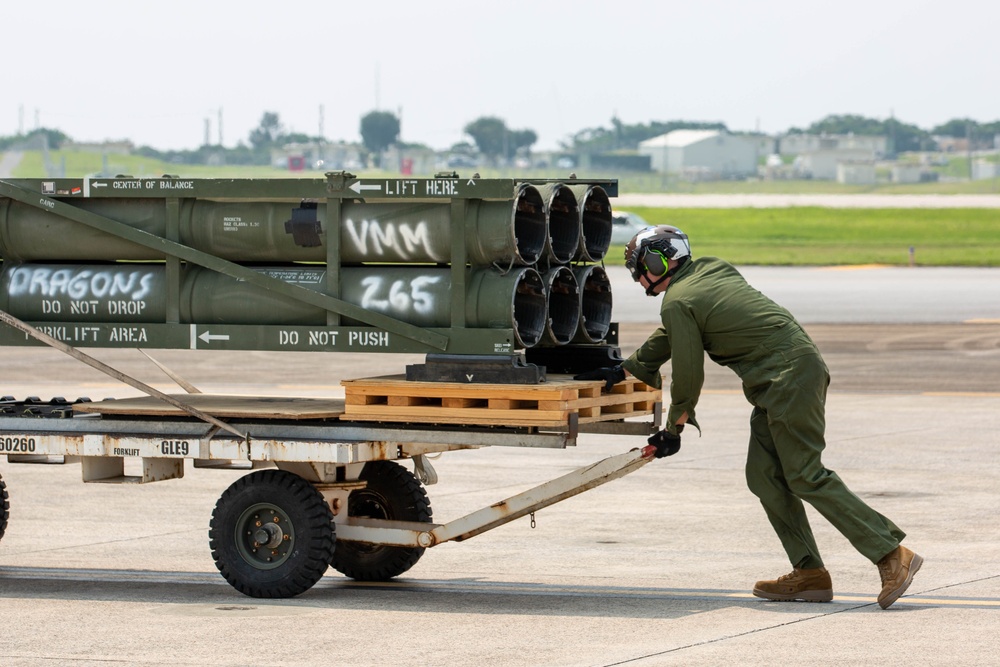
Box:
[572,265,613,344]
[0,184,547,266]
[534,183,581,265]
[569,184,613,262]
[0,263,549,349]
[540,266,580,346]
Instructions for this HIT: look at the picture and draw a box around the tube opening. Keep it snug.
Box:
[573,265,613,343]
[543,267,580,346]
[512,268,546,348]
[578,186,613,262]
[543,185,581,265]
[512,185,547,265]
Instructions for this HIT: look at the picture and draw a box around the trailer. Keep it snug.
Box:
[0,174,661,597]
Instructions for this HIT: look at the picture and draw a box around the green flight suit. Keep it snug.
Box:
[622,256,905,567]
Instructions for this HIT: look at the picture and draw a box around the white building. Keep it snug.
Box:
[780,133,888,157]
[837,162,876,185]
[972,160,1000,180]
[638,130,758,177]
[795,149,874,180]
[892,164,924,184]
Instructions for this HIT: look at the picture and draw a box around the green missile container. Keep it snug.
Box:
[0,184,547,266]
[0,263,548,349]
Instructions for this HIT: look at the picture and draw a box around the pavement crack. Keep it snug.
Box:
[598,604,870,666]
[911,572,1000,597]
[0,528,199,557]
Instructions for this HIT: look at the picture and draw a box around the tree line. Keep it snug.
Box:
[2,111,997,167]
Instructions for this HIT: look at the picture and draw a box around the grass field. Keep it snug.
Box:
[609,207,1000,267]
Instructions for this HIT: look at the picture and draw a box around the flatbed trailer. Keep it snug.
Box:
[0,385,660,597]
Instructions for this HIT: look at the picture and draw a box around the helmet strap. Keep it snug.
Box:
[644,274,669,296]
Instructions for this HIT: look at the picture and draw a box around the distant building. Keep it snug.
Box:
[779,133,887,157]
[271,141,363,171]
[381,145,437,175]
[638,130,758,178]
[972,160,1000,180]
[795,149,874,180]
[63,140,134,155]
[932,136,969,153]
[891,164,924,184]
[836,162,876,185]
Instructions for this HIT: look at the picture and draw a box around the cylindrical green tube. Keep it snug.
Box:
[0,185,547,266]
[568,184,613,262]
[0,263,167,322]
[533,183,581,265]
[0,263,548,348]
[0,198,167,262]
[189,265,546,348]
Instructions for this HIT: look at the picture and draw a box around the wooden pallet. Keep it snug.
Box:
[341,375,660,427]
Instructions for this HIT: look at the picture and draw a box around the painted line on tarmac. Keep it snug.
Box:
[964,318,1000,324]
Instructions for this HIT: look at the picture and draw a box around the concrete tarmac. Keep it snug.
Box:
[1,318,998,666]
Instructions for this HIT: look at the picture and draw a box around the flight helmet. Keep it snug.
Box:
[624,225,692,282]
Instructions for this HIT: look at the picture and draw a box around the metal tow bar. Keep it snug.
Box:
[336,445,658,548]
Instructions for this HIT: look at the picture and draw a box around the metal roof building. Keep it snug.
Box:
[638,130,758,177]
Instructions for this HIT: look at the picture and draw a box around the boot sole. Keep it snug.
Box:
[752,587,833,602]
[878,553,924,609]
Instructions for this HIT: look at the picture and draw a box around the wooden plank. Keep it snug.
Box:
[74,395,346,420]
[342,406,657,428]
[563,390,661,410]
[345,394,385,406]
[345,404,571,421]
[341,375,604,401]
[388,395,429,407]
[443,397,487,408]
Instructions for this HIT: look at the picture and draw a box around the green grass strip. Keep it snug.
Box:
[610,207,1000,266]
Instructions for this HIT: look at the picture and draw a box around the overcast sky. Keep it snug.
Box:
[5,0,997,152]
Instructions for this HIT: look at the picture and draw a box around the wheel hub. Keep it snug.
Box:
[235,503,295,570]
[254,522,284,549]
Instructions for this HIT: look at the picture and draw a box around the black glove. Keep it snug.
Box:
[573,365,626,391]
[648,428,682,458]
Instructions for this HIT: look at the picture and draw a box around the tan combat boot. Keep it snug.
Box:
[753,567,833,602]
[877,545,923,609]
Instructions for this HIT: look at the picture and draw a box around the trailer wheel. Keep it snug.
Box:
[209,469,334,598]
[0,473,8,542]
[332,461,432,581]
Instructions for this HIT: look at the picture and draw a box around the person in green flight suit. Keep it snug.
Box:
[575,225,921,609]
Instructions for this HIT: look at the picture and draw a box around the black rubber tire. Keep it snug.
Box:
[331,461,432,581]
[0,473,8,543]
[209,469,334,598]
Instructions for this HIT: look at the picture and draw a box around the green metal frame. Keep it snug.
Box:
[0,174,617,356]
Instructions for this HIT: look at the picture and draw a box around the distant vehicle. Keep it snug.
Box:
[447,155,478,168]
[610,210,651,246]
